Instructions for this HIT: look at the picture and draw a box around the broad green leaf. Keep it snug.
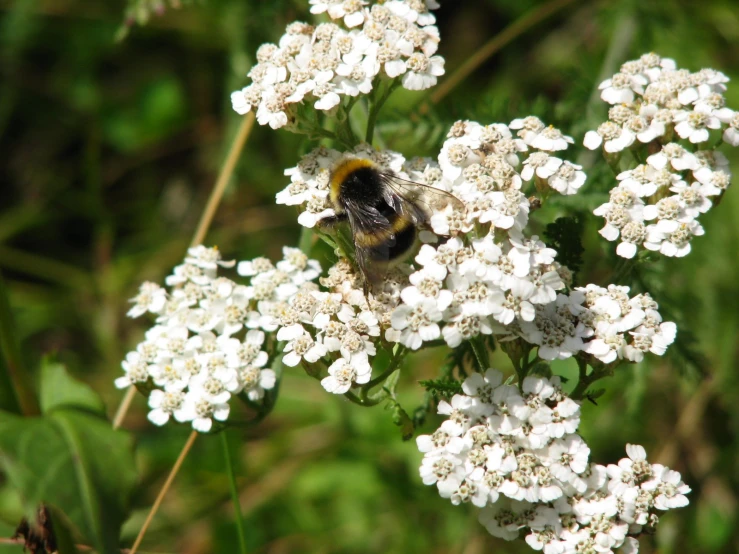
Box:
[39,360,105,416]
[0,409,136,554]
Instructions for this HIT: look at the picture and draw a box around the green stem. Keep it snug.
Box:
[605,151,623,175]
[362,362,403,406]
[344,390,385,406]
[298,225,313,256]
[293,119,353,149]
[220,431,248,554]
[519,345,536,380]
[571,357,600,400]
[612,257,637,283]
[365,78,400,144]
[470,337,490,372]
[339,96,360,147]
[513,344,534,391]
[0,271,36,415]
[362,346,406,391]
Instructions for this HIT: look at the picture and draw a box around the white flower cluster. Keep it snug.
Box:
[278,116,585,230]
[575,285,676,364]
[585,53,736,151]
[593,143,730,258]
[585,53,735,259]
[271,258,394,395]
[276,120,675,365]
[263,251,675,394]
[230,0,443,129]
[417,369,690,554]
[117,246,321,432]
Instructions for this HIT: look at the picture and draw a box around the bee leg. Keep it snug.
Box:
[316,213,348,230]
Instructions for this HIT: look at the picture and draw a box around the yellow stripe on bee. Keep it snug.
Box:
[329,157,377,207]
[354,216,414,248]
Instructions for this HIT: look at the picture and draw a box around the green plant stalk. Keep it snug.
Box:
[513,344,536,390]
[0,245,90,289]
[344,390,383,406]
[345,95,366,147]
[570,358,617,400]
[221,431,248,554]
[570,358,592,400]
[470,336,490,372]
[298,225,314,256]
[294,115,353,149]
[612,256,638,283]
[382,366,401,398]
[365,78,400,144]
[338,96,360,147]
[361,346,406,392]
[0,271,36,415]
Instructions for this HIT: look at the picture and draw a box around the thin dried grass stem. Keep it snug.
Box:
[190,113,256,248]
[129,430,199,554]
[113,386,137,430]
[424,0,578,110]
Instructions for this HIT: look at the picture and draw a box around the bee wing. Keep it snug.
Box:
[344,204,392,292]
[379,172,465,225]
[344,199,393,236]
[353,237,388,292]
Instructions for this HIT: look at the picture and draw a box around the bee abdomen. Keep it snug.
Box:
[354,212,413,248]
[365,222,417,263]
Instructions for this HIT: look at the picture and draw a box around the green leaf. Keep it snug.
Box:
[0,409,137,554]
[46,505,81,554]
[39,359,105,415]
[418,377,463,399]
[386,400,414,441]
[586,388,606,405]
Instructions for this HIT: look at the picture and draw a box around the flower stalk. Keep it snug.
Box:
[221,431,248,554]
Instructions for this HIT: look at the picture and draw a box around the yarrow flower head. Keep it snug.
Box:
[118,246,321,432]
[230,0,444,129]
[276,119,676,368]
[585,53,736,259]
[418,369,690,553]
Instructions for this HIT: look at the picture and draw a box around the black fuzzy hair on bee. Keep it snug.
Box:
[318,156,462,295]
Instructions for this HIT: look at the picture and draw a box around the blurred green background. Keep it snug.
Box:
[1,0,739,552]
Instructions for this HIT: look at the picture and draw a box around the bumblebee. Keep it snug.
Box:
[318,156,462,293]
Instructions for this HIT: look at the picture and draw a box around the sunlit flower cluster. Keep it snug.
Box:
[271,257,399,395]
[585,53,735,150]
[118,246,321,432]
[230,0,443,129]
[278,118,585,232]
[585,53,735,258]
[418,369,690,553]
[277,119,675,365]
[573,285,676,364]
[593,143,730,258]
